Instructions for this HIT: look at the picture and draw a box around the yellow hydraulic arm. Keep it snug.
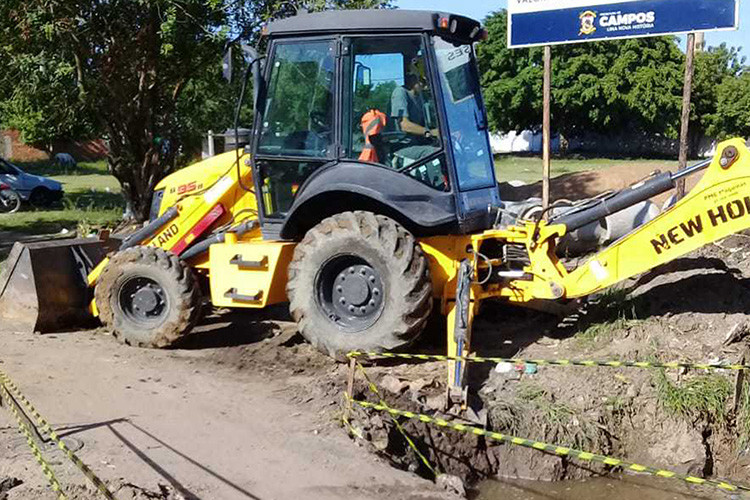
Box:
[442,139,750,405]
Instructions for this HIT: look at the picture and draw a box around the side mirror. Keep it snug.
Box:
[241,44,263,111]
[355,64,372,88]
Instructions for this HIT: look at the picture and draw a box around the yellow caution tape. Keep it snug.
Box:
[0,371,118,500]
[350,398,749,494]
[347,352,750,371]
[352,361,437,476]
[0,384,66,499]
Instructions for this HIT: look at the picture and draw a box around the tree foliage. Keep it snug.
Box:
[0,0,388,221]
[477,10,685,140]
[708,72,750,140]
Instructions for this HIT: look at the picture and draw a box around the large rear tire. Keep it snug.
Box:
[95,246,201,347]
[287,211,433,359]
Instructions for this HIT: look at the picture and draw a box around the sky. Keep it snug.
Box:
[397,0,750,59]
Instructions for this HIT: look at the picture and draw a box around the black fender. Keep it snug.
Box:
[280,161,457,240]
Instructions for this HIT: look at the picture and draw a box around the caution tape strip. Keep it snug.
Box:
[353,361,437,476]
[0,371,118,500]
[351,398,749,494]
[0,383,66,500]
[347,351,750,371]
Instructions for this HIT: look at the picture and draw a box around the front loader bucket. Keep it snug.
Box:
[0,239,111,333]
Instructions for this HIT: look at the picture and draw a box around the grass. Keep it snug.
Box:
[575,287,642,345]
[489,381,602,450]
[495,154,673,185]
[737,380,750,452]
[0,160,123,237]
[654,370,731,425]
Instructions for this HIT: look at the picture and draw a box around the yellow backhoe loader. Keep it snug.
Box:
[1,9,749,405]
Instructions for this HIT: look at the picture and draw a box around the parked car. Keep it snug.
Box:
[0,158,64,207]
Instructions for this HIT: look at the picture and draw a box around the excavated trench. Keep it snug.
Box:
[338,234,750,498]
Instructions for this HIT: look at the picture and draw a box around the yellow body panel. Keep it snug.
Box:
[209,240,296,308]
[418,235,472,304]
[147,150,259,256]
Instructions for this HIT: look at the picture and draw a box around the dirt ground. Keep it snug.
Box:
[2,160,749,500]
[500,160,701,206]
[0,315,457,500]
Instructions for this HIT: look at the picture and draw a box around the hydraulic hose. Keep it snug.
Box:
[120,206,179,250]
[179,219,259,261]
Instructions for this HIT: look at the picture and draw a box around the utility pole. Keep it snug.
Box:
[542,45,552,212]
[677,33,697,198]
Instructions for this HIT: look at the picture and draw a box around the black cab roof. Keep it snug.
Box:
[266,9,483,43]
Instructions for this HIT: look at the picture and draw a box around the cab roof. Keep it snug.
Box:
[266,9,480,38]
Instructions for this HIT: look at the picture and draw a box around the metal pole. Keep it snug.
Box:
[542,45,552,212]
[677,33,696,198]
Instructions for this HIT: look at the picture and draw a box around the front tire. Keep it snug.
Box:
[95,246,201,347]
[287,211,433,359]
[29,188,53,208]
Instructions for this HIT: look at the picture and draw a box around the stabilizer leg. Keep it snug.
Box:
[446,259,474,408]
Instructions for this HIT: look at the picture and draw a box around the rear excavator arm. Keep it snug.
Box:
[465,139,750,305]
[444,139,750,405]
[526,138,750,300]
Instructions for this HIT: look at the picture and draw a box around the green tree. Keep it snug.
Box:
[693,44,747,145]
[0,0,389,221]
[707,72,750,140]
[477,10,684,140]
[0,51,95,148]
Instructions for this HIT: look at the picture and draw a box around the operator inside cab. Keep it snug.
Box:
[387,53,441,169]
[391,72,438,142]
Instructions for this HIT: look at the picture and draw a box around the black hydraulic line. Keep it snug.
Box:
[554,172,674,232]
[120,206,179,250]
[554,159,712,233]
[179,219,259,261]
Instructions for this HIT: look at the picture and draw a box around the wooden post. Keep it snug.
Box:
[542,45,552,211]
[677,33,696,198]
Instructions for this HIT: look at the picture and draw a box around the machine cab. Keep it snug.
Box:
[251,10,499,239]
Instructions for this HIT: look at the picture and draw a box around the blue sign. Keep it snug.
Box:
[508,0,739,48]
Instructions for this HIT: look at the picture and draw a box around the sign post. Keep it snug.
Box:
[677,32,697,198]
[507,0,739,208]
[542,46,552,212]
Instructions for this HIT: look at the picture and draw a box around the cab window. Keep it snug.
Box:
[345,36,449,191]
[258,40,336,158]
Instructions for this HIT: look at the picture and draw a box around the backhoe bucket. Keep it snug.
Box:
[0,239,111,333]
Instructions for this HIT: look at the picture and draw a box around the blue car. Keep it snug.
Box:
[0,157,64,207]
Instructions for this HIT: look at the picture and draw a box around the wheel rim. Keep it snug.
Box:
[117,276,169,326]
[315,255,385,332]
[0,191,19,213]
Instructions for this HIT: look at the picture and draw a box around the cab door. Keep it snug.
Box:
[252,38,339,239]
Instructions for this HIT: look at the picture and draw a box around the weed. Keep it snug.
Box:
[488,399,523,435]
[736,379,750,453]
[516,381,548,402]
[506,382,602,450]
[576,316,639,345]
[654,370,731,425]
[575,287,642,345]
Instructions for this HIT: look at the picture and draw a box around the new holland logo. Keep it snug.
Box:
[579,10,597,36]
